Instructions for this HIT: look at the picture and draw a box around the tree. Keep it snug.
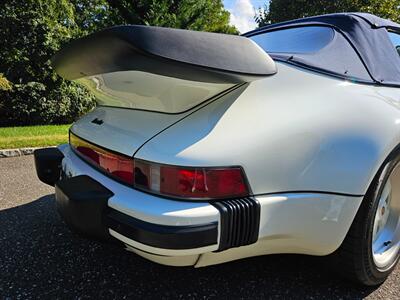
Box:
[78,0,237,34]
[0,0,237,126]
[255,0,400,26]
[0,0,77,83]
[361,0,400,22]
[69,0,122,35]
[0,0,96,126]
[70,0,237,34]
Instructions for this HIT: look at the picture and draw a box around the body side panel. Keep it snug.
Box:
[59,143,363,264]
[196,193,362,267]
[135,62,400,195]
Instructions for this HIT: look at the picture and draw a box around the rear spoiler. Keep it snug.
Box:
[51,25,277,84]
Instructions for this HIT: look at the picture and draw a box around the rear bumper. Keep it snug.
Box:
[35,144,364,267]
[36,145,261,257]
[54,174,219,248]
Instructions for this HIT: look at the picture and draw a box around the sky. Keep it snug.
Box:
[223,0,268,33]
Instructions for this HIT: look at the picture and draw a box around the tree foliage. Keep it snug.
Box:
[104,0,237,33]
[0,0,78,83]
[255,0,400,26]
[0,74,12,92]
[0,0,236,126]
[0,0,96,126]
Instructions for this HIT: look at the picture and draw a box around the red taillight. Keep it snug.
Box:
[70,133,134,185]
[70,133,249,200]
[134,160,249,200]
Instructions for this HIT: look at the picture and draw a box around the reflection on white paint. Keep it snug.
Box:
[322,197,346,222]
[338,81,354,87]
[77,71,233,113]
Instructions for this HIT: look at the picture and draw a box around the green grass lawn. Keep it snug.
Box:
[0,124,70,149]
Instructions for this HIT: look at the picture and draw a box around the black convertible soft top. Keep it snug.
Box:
[245,13,400,86]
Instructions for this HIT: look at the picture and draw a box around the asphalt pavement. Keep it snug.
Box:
[0,155,399,299]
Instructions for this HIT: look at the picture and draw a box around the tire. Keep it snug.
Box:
[330,152,400,286]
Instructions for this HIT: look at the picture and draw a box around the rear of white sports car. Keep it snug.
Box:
[34,14,400,286]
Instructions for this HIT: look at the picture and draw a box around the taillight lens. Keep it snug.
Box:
[134,160,249,200]
[70,133,134,184]
[70,133,249,200]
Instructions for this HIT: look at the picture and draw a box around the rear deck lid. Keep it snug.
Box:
[53,25,276,155]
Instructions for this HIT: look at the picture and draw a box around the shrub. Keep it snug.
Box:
[0,81,96,126]
[0,0,97,127]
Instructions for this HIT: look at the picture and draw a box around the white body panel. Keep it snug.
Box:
[59,143,363,266]
[136,62,400,195]
[62,62,400,267]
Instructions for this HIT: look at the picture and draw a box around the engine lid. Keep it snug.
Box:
[69,106,189,157]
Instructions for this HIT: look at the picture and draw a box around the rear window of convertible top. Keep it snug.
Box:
[250,26,334,54]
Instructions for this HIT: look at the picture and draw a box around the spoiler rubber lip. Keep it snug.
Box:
[51,25,277,84]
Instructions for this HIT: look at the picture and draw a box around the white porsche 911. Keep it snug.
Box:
[34,13,400,285]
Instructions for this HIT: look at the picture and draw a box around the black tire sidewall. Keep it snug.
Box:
[362,154,400,283]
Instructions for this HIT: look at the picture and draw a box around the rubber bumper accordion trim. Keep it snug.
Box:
[211,197,260,251]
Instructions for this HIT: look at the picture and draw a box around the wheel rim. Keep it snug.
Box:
[372,162,400,271]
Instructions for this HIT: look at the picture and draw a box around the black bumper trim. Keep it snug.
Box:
[106,209,218,250]
[55,174,218,249]
[211,197,260,251]
[34,147,64,186]
[55,175,114,239]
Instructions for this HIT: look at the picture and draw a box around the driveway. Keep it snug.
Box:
[0,155,399,299]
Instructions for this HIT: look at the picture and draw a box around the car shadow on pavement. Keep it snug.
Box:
[0,194,380,299]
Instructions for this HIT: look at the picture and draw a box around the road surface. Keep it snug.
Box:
[0,155,399,299]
